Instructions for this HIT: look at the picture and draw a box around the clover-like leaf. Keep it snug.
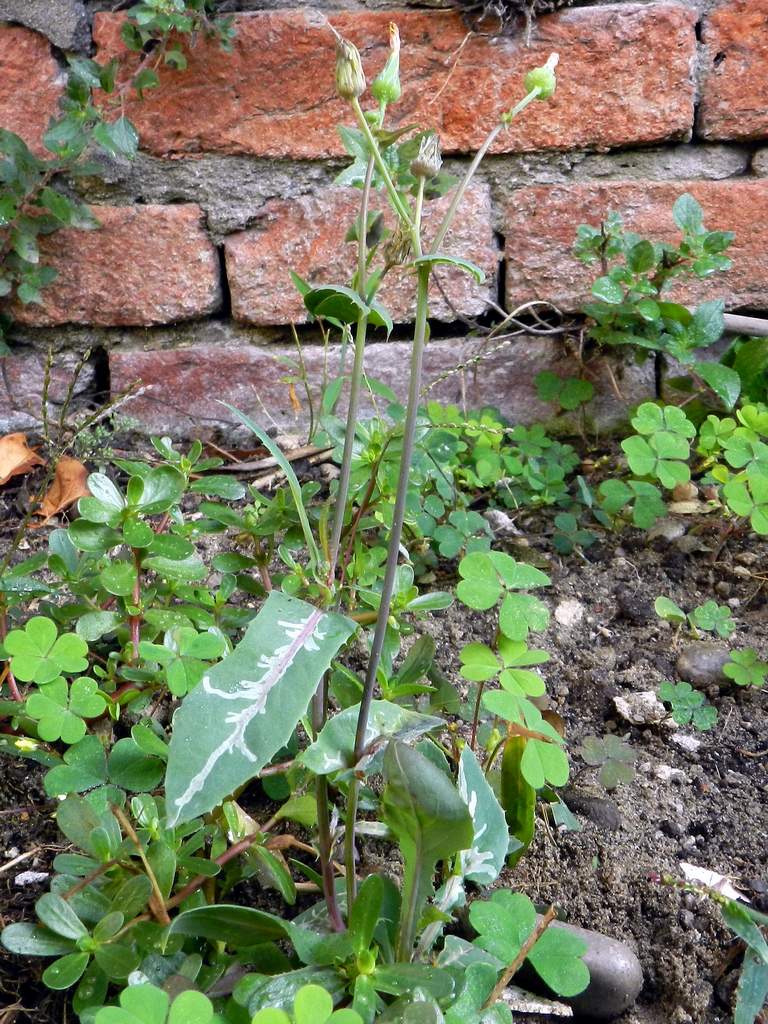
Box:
[26,676,105,744]
[688,600,736,639]
[659,680,718,731]
[723,649,768,688]
[577,734,636,790]
[5,616,88,684]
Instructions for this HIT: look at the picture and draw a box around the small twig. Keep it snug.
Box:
[112,804,170,925]
[484,905,558,1008]
[0,847,40,875]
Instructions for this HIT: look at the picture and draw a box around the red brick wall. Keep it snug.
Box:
[1,0,766,437]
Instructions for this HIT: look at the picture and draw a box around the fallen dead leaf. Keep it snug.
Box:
[32,456,90,525]
[0,433,45,487]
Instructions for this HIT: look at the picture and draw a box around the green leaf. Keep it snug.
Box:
[457,745,508,885]
[108,737,164,792]
[93,116,139,159]
[382,740,474,959]
[734,947,768,1024]
[304,285,369,325]
[165,592,356,825]
[412,254,486,284]
[527,926,590,997]
[673,193,704,235]
[654,596,686,624]
[100,560,137,597]
[43,951,91,990]
[591,276,624,304]
[36,894,88,941]
[300,700,442,776]
[694,362,740,410]
[1,923,75,957]
[690,300,725,348]
[349,875,384,957]
[169,905,287,947]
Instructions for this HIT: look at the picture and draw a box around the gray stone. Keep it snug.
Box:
[0,346,97,434]
[562,789,622,830]
[676,642,731,689]
[478,144,751,213]
[0,0,89,50]
[752,149,768,177]
[522,918,643,1021]
[72,153,334,240]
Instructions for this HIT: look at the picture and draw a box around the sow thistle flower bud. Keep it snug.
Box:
[524,52,559,100]
[371,22,401,105]
[411,132,442,179]
[335,36,366,100]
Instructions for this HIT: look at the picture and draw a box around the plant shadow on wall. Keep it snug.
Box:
[1,12,768,1024]
[0,0,234,354]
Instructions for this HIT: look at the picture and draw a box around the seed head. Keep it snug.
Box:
[335,36,366,100]
[411,133,442,179]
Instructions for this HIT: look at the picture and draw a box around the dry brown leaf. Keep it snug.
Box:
[33,456,90,525]
[0,433,45,487]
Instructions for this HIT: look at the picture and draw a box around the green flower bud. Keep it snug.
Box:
[524,52,559,100]
[410,132,442,179]
[371,22,401,105]
[335,36,366,100]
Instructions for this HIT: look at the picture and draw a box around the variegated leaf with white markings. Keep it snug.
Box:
[165,593,356,825]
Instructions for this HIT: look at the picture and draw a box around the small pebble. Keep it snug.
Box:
[678,909,696,929]
[661,819,685,839]
[555,598,585,628]
[676,642,730,689]
[14,871,49,887]
[655,764,687,783]
[613,691,667,726]
[670,732,702,754]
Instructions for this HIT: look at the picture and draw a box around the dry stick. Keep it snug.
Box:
[112,804,171,925]
[484,905,558,1008]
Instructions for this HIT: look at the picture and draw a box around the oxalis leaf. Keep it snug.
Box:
[470,890,590,998]
[165,593,355,825]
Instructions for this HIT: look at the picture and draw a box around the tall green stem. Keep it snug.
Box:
[430,87,541,254]
[345,256,431,907]
[328,154,375,576]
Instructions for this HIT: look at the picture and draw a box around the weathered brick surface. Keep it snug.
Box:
[224,183,497,325]
[109,333,654,437]
[0,24,63,156]
[14,205,221,327]
[698,0,768,141]
[0,348,96,433]
[94,4,695,159]
[503,180,768,312]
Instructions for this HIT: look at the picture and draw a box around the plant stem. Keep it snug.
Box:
[345,259,431,907]
[484,905,557,1008]
[328,154,375,577]
[112,804,171,925]
[129,548,142,663]
[351,98,413,228]
[431,87,541,254]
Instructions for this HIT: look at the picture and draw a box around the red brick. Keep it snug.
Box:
[109,335,653,438]
[503,180,768,312]
[0,24,63,157]
[14,205,221,327]
[94,4,695,159]
[224,184,497,325]
[699,0,768,141]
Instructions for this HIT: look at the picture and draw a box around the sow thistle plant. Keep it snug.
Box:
[0,26,592,1023]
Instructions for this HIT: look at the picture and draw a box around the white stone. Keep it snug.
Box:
[670,732,701,753]
[555,599,585,628]
[613,691,667,726]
